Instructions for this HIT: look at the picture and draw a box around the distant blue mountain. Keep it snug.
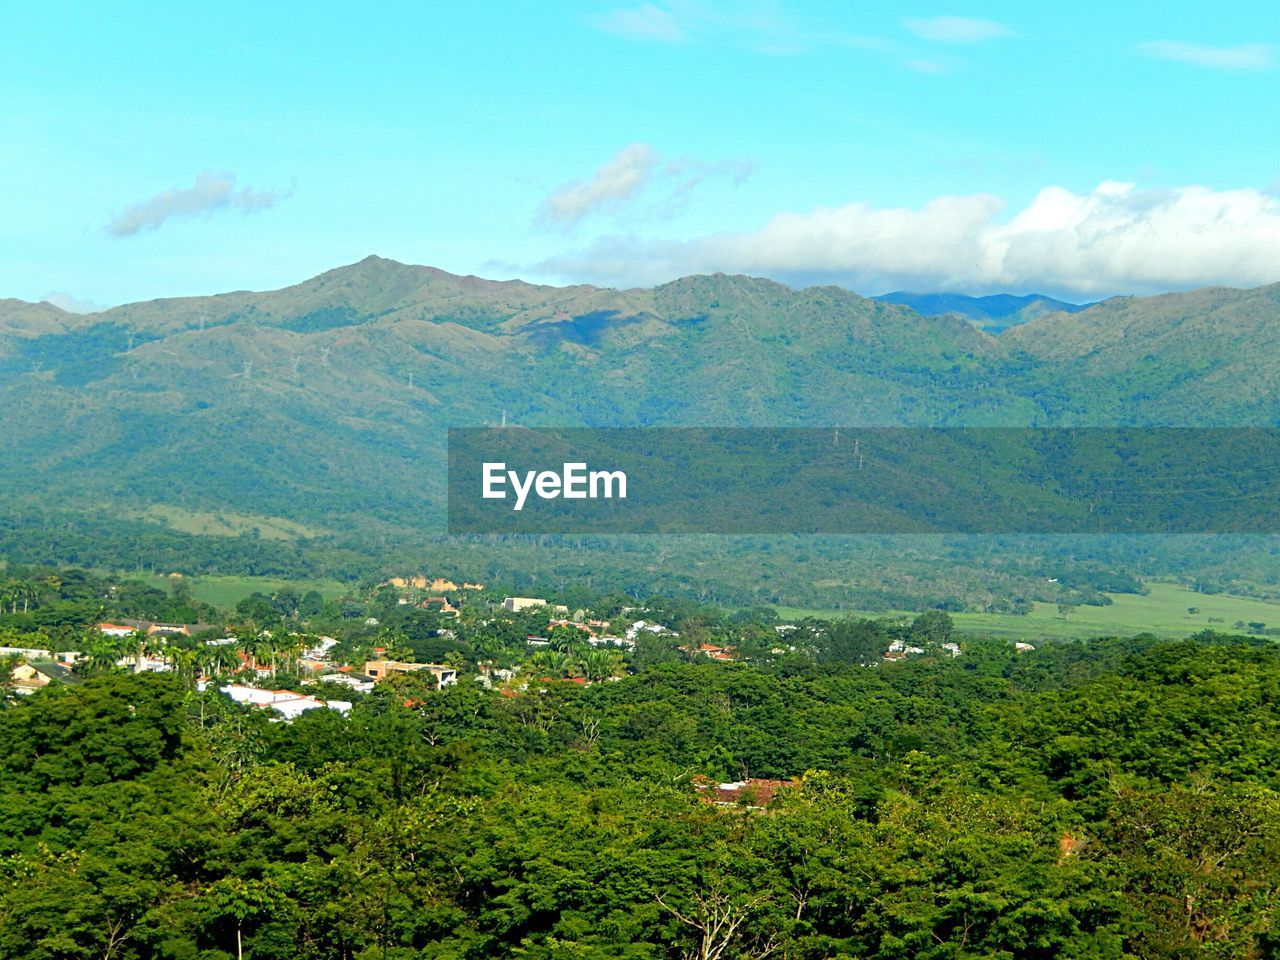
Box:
[874,292,1089,331]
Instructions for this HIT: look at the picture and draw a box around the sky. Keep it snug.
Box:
[3,0,1280,308]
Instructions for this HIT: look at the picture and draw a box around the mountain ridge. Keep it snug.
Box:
[3,256,1280,536]
[5,256,1280,606]
[873,290,1090,332]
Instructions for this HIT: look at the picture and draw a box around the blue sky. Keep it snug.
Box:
[3,0,1279,307]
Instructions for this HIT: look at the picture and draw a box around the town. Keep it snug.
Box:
[3,569,977,715]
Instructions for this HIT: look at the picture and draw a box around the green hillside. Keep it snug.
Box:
[3,258,1280,608]
[1005,283,1280,423]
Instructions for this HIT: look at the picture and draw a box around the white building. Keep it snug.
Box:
[625,620,673,640]
[217,683,349,720]
[0,645,57,659]
[316,672,374,693]
[302,636,339,661]
[587,635,635,650]
[128,655,171,674]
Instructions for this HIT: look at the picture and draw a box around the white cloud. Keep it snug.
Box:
[903,16,1012,43]
[107,171,293,236]
[538,144,752,229]
[537,182,1280,298]
[594,3,684,41]
[539,145,661,228]
[40,291,105,314]
[1139,40,1274,70]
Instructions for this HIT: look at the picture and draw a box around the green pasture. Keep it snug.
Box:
[139,573,351,612]
[774,582,1280,641]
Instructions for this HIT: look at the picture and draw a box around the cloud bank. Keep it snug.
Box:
[107,171,292,236]
[538,182,1280,298]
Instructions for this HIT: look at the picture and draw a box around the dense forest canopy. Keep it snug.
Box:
[1,629,1278,959]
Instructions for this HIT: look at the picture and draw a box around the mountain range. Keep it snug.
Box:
[871,291,1089,332]
[3,256,1279,605]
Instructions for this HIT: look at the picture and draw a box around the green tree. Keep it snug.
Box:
[909,610,954,646]
[820,618,887,666]
[201,876,285,960]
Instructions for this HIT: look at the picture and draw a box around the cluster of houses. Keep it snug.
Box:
[525,613,641,652]
[6,578,1037,715]
[2,616,459,721]
[200,657,459,721]
[96,618,215,638]
[883,638,963,662]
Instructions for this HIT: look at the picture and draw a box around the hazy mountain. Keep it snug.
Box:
[873,291,1088,332]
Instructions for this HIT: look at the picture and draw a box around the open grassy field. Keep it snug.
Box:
[140,573,351,612]
[774,582,1280,641]
[133,505,324,541]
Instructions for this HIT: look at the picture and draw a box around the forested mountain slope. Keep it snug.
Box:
[3,258,1279,604]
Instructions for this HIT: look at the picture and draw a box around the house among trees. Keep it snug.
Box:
[97,622,137,638]
[216,683,350,720]
[302,636,339,661]
[9,661,78,695]
[99,618,217,637]
[420,596,458,614]
[363,659,457,687]
[697,643,737,662]
[316,672,376,693]
[692,776,792,809]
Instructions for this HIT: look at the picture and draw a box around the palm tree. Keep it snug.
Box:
[0,581,18,615]
[549,626,581,656]
[0,579,38,614]
[125,629,151,673]
[79,637,126,675]
[530,649,571,678]
[197,642,240,679]
[375,628,413,663]
[169,646,199,685]
[236,631,271,675]
[579,649,620,682]
[260,632,283,678]
[281,631,305,676]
